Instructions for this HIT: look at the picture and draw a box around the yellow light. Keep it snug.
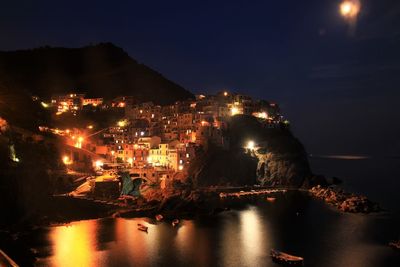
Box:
[78,136,84,143]
[41,102,49,108]
[127,158,133,165]
[94,160,103,168]
[147,157,152,163]
[231,107,239,116]
[254,112,268,119]
[111,150,115,155]
[340,0,360,19]
[246,140,255,150]
[178,165,184,171]
[63,156,72,165]
[224,91,228,96]
[87,125,93,129]
[117,120,127,127]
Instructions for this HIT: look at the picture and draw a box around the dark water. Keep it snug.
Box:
[33,158,400,267]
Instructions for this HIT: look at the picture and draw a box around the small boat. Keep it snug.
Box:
[389,241,400,250]
[172,219,180,227]
[155,214,164,221]
[270,249,303,265]
[266,197,276,202]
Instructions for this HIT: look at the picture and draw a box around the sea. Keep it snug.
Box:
[31,156,400,267]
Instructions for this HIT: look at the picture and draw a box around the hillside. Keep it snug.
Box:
[0,43,193,105]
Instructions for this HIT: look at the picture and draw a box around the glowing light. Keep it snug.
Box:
[111,150,115,156]
[246,140,255,150]
[87,125,93,129]
[147,157,152,163]
[340,0,360,19]
[75,136,84,148]
[127,158,133,165]
[178,165,184,171]
[117,120,127,127]
[94,160,103,168]
[253,112,268,119]
[62,156,72,165]
[231,107,240,116]
[41,102,49,108]
[223,91,228,96]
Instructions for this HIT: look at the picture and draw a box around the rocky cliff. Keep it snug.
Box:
[188,115,313,187]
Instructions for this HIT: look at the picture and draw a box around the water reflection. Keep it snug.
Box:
[49,220,104,267]
[35,193,400,267]
[239,206,267,265]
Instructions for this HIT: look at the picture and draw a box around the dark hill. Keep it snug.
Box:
[0,43,193,105]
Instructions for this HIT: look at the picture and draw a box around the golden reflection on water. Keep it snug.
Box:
[239,206,267,266]
[221,207,270,266]
[175,220,195,256]
[49,220,102,267]
[175,220,210,266]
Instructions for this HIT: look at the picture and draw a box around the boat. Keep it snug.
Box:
[270,249,303,265]
[389,241,400,250]
[155,214,164,221]
[172,219,180,227]
[137,223,148,232]
[266,197,276,202]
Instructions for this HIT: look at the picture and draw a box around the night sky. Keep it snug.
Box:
[1,0,400,155]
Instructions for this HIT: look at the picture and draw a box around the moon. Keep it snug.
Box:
[340,0,361,20]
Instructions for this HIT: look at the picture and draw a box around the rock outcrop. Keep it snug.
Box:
[188,115,313,187]
[255,149,310,187]
[188,143,258,187]
[310,185,381,213]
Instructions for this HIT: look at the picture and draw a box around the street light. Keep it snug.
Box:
[246,140,255,151]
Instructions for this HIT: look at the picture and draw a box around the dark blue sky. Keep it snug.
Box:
[1,0,400,155]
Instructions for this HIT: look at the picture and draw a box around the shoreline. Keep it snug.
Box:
[0,186,389,267]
